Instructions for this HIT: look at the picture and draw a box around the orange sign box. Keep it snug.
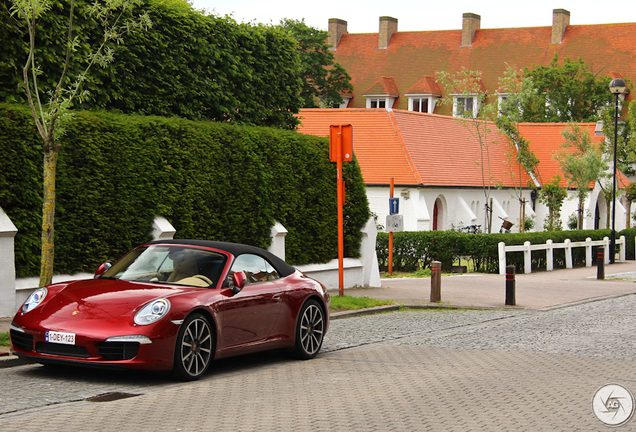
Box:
[329,125,353,162]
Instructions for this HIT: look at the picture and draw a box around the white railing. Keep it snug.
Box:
[498,236,626,275]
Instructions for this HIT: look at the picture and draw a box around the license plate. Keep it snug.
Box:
[45,331,76,345]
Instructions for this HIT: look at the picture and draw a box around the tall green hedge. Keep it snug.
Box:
[0,104,370,277]
[377,229,624,274]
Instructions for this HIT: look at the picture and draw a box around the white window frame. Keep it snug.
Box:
[452,95,479,118]
[364,95,395,109]
[406,95,438,113]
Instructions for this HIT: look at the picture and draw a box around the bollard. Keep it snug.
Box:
[597,246,605,280]
[505,265,516,306]
[430,261,441,303]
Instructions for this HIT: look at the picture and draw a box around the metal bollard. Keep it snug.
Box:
[430,261,441,303]
[505,265,516,306]
[597,246,605,280]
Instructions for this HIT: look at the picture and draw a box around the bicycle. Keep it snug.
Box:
[498,217,513,233]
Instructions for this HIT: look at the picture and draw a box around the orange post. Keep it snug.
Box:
[337,127,344,297]
[329,125,352,297]
[388,178,394,276]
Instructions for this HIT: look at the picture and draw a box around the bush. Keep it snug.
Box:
[377,229,614,274]
[1,104,370,277]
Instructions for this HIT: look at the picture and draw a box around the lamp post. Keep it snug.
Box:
[609,78,626,264]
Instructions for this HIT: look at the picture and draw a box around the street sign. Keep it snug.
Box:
[389,197,399,215]
[386,214,404,232]
[329,125,353,162]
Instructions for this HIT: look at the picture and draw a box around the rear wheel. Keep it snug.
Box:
[294,300,325,359]
[172,313,213,381]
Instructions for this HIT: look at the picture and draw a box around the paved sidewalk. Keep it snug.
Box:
[331,261,636,310]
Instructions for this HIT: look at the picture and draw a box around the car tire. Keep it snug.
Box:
[172,313,214,381]
[293,299,325,360]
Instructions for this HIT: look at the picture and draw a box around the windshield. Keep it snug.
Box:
[101,245,227,288]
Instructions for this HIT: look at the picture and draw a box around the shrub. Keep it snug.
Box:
[0,104,370,277]
[377,229,614,274]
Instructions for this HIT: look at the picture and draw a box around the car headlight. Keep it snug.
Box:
[134,299,171,325]
[22,288,47,314]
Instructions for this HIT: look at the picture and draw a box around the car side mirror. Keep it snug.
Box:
[231,272,247,294]
[94,261,113,278]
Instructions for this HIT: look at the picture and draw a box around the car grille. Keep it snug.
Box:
[10,330,34,352]
[36,342,90,358]
[96,342,140,361]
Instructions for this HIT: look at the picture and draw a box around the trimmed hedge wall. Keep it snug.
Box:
[377,229,629,274]
[0,104,370,277]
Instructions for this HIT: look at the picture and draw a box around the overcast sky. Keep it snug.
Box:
[190,0,635,33]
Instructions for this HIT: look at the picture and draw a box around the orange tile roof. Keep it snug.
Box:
[296,109,420,185]
[333,23,636,115]
[296,108,628,189]
[362,77,400,96]
[405,76,442,96]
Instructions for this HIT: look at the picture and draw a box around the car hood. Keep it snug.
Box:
[40,279,187,320]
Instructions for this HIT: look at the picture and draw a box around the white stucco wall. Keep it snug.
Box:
[365,184,632,234]
[368,186,540,233]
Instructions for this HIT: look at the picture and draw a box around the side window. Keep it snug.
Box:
[228,254,280,287]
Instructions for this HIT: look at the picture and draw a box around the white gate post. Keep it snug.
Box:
[498,242,506,275]
[0,207,18,318]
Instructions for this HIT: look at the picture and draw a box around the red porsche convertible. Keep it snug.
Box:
[10,240,330,380]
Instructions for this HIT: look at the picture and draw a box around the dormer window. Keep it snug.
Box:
[453,95,479,117]
[405,76,442,114]
[363,77,399,110]
[368,97,388,109]
[407,96,438,113]
[497,93,521,116]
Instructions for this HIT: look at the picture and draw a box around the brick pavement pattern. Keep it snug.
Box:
[3,293,636,430]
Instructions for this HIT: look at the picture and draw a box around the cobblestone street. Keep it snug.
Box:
[1,294,636,430]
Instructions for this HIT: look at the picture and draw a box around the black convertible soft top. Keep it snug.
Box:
[146,239,296,278]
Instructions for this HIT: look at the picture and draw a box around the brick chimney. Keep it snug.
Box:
[551,9,570,44]
[378,16,398,49]
[328,18,348,50]
[461,13,481,47]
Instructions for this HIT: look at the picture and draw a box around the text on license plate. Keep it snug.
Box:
[45,331,76,345]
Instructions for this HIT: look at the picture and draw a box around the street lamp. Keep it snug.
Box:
[609,78,626,264]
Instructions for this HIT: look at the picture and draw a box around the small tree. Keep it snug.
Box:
[436,68,497,232]
[554,125,607,229]
[10,0,150,286]
[540,176,567,231]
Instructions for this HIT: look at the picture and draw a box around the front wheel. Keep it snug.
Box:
[294,300,325,359]
[172,313,214,381]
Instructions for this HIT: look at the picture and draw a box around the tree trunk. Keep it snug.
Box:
[627,199,632,229]
[578,199,583,230]
[39,143,59,287]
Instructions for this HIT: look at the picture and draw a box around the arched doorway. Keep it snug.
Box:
[433,197,444,231]
[433,201,439,230]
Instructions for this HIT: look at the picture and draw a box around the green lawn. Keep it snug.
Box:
[0,332,9,347]
[330,295,394,312]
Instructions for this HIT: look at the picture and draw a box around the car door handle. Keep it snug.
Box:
[272,294,282,302]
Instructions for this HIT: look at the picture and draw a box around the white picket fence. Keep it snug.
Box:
[498,236,627,275]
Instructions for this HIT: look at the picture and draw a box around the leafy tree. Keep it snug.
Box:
[9,0,150,286]
[496,65,542,204]
[600,99,635,176]
[2,1,305,129]
[554,125,608,229]
[436,68,497,232]
[539,176,567,231]
[521,54,613,123]
[279,18,353,108]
